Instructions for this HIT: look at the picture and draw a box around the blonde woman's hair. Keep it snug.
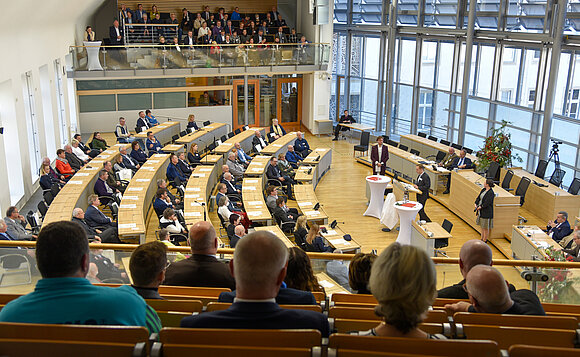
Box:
[294,215,308,232]
[306,223,319,245]
[369,243,436,334]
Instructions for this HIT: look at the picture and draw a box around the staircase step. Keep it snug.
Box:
[490,238,515,260]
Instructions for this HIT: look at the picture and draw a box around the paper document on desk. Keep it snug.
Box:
[528,229,545,235]
[75,173,90,177]
[123,196,138,200]
[318,280,334,289]
[305,210,320,216]
[323,230,338,236]
[298,201,312,207]
[147,160,160,163]
[120,204,136,209]
[245,179,258,183]
[185,194,200,199]
[248,201,263,205]
[136,179,149,182]
[193,173,206,178]
[247,211,263,216]
[184,212,202,217]
[67,180,83,185]
[119,223,137,229]
[199,168,212,172]
[245,186,256,191]
[533,241,551,249]
[329,238,348,245]
[186,187,201,192]
[128,187,143,191]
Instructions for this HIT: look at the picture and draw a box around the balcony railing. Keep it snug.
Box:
[70,43,331,72]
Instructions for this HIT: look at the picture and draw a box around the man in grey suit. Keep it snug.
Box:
[5,207,36,241]
[226,152,245,181]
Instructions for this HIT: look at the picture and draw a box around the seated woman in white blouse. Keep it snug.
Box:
[160,208,187,235]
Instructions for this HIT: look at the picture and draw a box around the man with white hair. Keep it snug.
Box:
[229,225,245,248]
[294,132,311,158]
[445,265,545,316]
[234,142,252,166]
[119,146,140,171]
[269,118,286,142]
[72,207,122,243]
[64,145,85,171]
[226,151,245,180]
[252,130,268,152]
[181,231,328,335]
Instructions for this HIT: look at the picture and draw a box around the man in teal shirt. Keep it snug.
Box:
[0,221,161,333]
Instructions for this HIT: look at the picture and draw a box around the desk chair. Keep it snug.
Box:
[549,168,565,188]
[37,201,48,220]
[417,132,427,138]
[0,254,32,287]
[353,131,370,157]
[220,135,228,143]
[409,149,420,156]
[398,144,408,152]
[227,132,235,138]
[386,139,398,148]
[179,130,187,137]
[428,135,438,142]
[440,139,451,146]
[501,169,514,192]
[535,159,548,179]
[568,178,580,195]
[463,147,474,154]
[171,134,179,143]
[451,143,462,150]
[203,121,211,126]
[434,219,452,257]
[234,128,241,135]
[515,176,531,223]
[26,211,41,235]
[509,345,580,357]
[486,161,500,183]
[43,191,54,206]
[0,339,147,357]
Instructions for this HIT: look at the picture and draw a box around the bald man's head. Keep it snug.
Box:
[188,221,217,254]
[459,239,493,278]
[465,265,512,313]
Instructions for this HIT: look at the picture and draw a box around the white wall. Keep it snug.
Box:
[79,106,234,134]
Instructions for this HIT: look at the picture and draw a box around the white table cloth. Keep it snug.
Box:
[394,200,422,245]
[363,175,391,219]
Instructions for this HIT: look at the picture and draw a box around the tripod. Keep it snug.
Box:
[547,141,563,188]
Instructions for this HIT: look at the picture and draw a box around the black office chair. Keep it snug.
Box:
[206,142,217,153]
[410,149,420,156]
[427,135,437,142]
[26,210,41,235]
[463,147,474,154]
[179,130,188,137]
[549,168,565,187]
[234,128,241,135]
[435,151,446,162]
[440,139,451,146]
[398,144,409,152]
[50,183,61,197]
[568,178,580,195]
[354,131,370,157]
[43,191,54,206]
[37,201,48,219]
[227,132,235,138]
[486,161,500,183]
[418,132,427,138]
[434,219,453,253]
[501,169,514,192]
[171,134,179,143]
[515,176,531,206]
[203,121,211,126]
[535,159,548,179]
[387,139,398,148]
[451,143,462,150]
[220,135,228,143]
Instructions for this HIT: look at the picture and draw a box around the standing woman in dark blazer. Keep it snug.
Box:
[475,178,495,243]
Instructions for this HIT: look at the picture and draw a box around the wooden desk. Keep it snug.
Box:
[260,132,297,157]
[400,134,478,162]
[340,123,375,132]
[199,154,223,167]
[316,272,350,296]
[176,123,228,152]
[254,226,294,248]
[244,155,271,178]
[500,167,580,222]
[117,153,170,243]
[301,148,332,188]
[320,226,361,253]
[43,144,130,225]
[134,121,180,146]
[448,170,520,239]
[183,165,216,224]
[214,128,265,157]
[242,177,272,225]
[295,165,316,185]
[294,184,329,224]
[162,144,185,153]
[511,225,560,261]
[411,221,452,257]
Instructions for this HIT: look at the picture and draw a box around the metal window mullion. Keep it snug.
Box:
[345,30,352,110]
[515,49,525,106]
[376,31,388,133]
[562,51,575,116]
[458,0,478,146]
[411,36,423,134]
[384,1,398,135]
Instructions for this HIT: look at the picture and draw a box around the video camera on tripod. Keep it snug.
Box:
[550,139,562,154]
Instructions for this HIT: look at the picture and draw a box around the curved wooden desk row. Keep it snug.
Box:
[259,131,298,157]
[295,147,332,188]
[183,165,217,226]
[214,127,265,157]
[43,143,131,225]
[244,155,272,178]
[242,177,272,225]
[400,134,478,162]
[117,154,171,242]
[134,121,181,146]
[175,122,228,152]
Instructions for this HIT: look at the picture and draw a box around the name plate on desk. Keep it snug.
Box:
[184,212,202,217]
[185,194,200,198]
[84,167,99,171]
[245,179,258,183]
[272,144,282,147]
[318,280,335,289]
[199,168,212,172]
[247,211,263,216]
[119,223,137,229]
[75,173,90,177]
[248,201,263,205]
[153,154,166,158]
[136,179,149,182]
[305,210,320,216]
[330,238,349,245]
[147,160,160,163]
[298,201,313,207]
[123,196,139,200]
[245,186,256,191]
[128,187,143,191]
[193,173,206,178]
[67,180,83,185]
[186,187,201,192]
[251,168,263,172]
[120,204,136,209]
[104,150,115,154]
[322,230,338,236]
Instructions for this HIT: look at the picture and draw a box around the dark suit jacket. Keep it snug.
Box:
[188,152,201,166]
[467,289,545,316]
[547,220,572,243]
[180,301,328,336]
[252,136,268,150]
[94,178,115,205]
[164,254,235,289]
[72,217,98,241]
[438,279,516,299]
[370,144,389,175]
[153,198,172,217]
[187,121,199,130]
[65,152,83,171]
[416,172,431,202]
[451,156,472,169]
[563,244,580,262]
[219,288,317,306]
[266,164,282,181]
[121,155,138,171]
[177,159,192,176]
[85,205,113,228]
[229,234,241,248]
[136,118,150,132]
[109,26,124,45]
[269,124,286,137]
[273,206,293,225]
[475,188,494,219]
[131,149,148,164]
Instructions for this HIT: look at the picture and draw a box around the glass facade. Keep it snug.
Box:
[331,0,580,188]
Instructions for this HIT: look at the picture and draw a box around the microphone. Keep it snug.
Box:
[313,202,320,210]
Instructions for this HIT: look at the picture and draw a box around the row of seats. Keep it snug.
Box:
[416,132,474,154]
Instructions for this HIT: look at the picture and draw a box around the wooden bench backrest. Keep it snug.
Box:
[454,312,578,330]
[157,312,191,328]
[94,284,231,297]
[159,328,322,348]
[508,344,580,357]
[146,299,203,313]
[328,333,500,357]
[0,339,144,357]
[0,294,23,305]
[153,344,312,357]
[329,307,447,324]
[460,324,577,350]
[541,303,580,314]
[206,302,323,313]
[432,298,469,307]
[0,323,149,344]
[312,291,326,303]
[332,319,445,335]
[331,293,376,305]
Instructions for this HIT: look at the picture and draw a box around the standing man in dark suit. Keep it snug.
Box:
[370,136,389,175]
[109,19,124,45]
[444,149,473,194]
[164,221,235,289]
[333,110,355,141]
[546,211,573,243]
[414,164,431,222]
[181,230,329,335]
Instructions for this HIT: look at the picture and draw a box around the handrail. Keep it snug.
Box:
[2,241,579,268]
[70,43,331,48]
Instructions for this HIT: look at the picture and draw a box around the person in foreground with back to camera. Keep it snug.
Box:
[445,265,545,316]
[129,241,168,300]
[348,252,377,294]
[0,221,161,333]
[475,178,495,243]
[181,230,329,335]
[351,243,445,339]
[284,247,325,294]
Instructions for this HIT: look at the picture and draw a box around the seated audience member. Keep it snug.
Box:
[90,132,109,152]
[159,228,186,262]
[40,163,65,190]
[230,224,245,249]
[438,147,457,169]
[130,241,168,300]
[145,109,159,126]
[558,221,579,249]
[0,219,34,265]
[266,157,294,199]
[64,145,85,171]
[559,230,580,261]
[333,110,355,140]
[351,243,443,339]
[216,183,243,212]
[187,114,199,130]
[94,170,120,205]
[445,265,545,316]
[285,247,324,293]
[184,231,328,332]
[164,221,235,289]
[136,111,151,132]
[84,25,96,41]
[160,208,187,237]
[252,130,268,152]
[72,207,119,243]
[104,161,125,193]
[444,149,472,193]
[188,143,201,166]
[546,211,573,243]
[74,133,100,158]
[269,118,286,142]
[130,141,148,165]
[277,153,295,179]
[226,152,246,180]
[0,221,160,333]
[348,253,377,294]
[119,146,140,171]
[293,216,309,248]
[167,153,188,183]
[177,152,193,176]
[265,185,281,212]
[91,248,129,283]
[146,131,163,156]
[113,155,129,173]
[223,172,241,196]
[116,117,135,143]
[438,239,496,299]
[234,142,252,166]
[285,145,302,169]
[305,223,333,252]
[294,132,311,158]
[157,179,183,210]
[55,149,75,178]
[4,206,36,241]
[273,197,297,233]
[85,195,118,232]
[227,214,241,239]
[217,195,234,221]
[71,139,90,162]
[153,189,174,218]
